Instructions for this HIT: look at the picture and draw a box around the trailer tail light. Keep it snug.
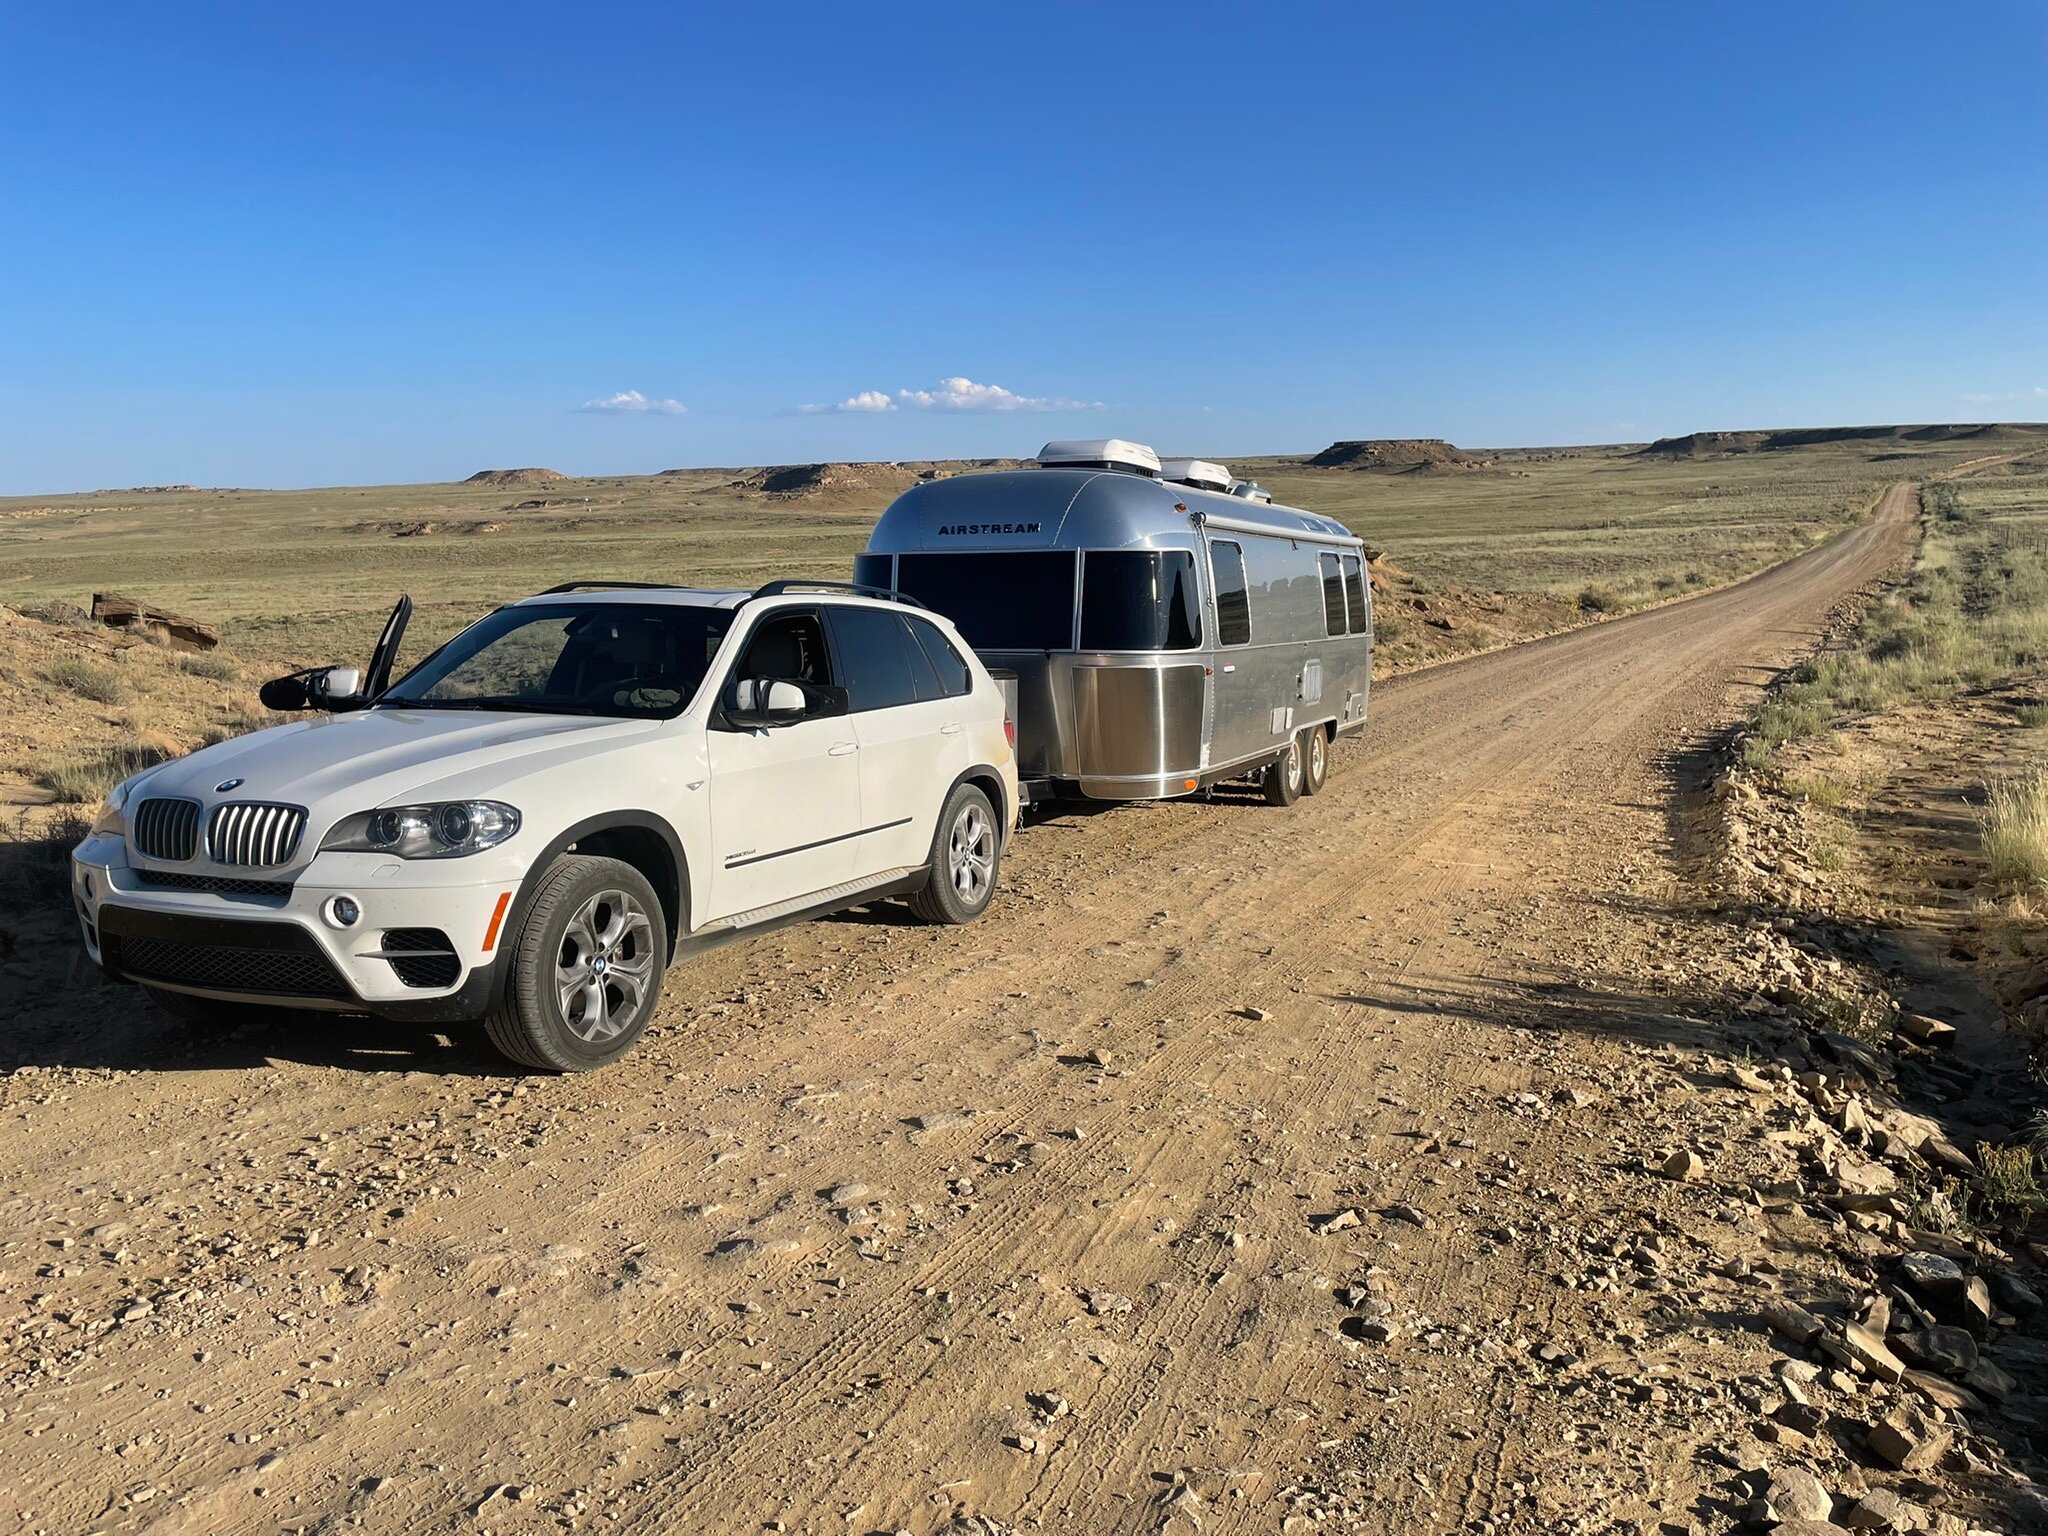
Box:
[1004,715,1016,751]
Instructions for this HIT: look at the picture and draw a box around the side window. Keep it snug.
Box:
[1318,553,1346,637]
[735,611,832,690]
[1210,541,1251,646]
[905,616,972,698]
[828,606,920,712]
[1341,553,1369,633]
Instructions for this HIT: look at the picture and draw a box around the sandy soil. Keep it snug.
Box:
[1,488,1932,1534]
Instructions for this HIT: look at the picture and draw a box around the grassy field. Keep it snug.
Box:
[4,430,2039,678]
[3,427,2045,810]
[1744,454,2048,770]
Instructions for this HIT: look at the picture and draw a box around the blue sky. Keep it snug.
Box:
[3,2,2044,492]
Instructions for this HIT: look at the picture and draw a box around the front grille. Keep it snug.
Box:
[102,928,348,999]
[206,802,307,868]
[131,868,293,900]
[133,798,201,861]
[381,928,462,989]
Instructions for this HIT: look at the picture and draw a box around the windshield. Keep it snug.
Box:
[379,602,734,718]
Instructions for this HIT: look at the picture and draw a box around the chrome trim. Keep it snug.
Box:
[205,801,308,868]
[133,797,203,861]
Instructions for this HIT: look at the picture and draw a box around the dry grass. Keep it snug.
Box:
[1980,770,2048,895]
[1742,476,2048,768]
[0,808,88,912]
[37,742,172,805]
[43,655,131,705]
[1977,1141,2044,1213]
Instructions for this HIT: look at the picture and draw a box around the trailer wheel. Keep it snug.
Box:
[1262,737,1304,806]
[1300,728,1329,794]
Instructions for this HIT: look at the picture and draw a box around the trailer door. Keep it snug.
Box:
[1202,535,1267,771]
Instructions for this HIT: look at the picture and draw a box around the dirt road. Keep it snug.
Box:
[0,487,1921,1535]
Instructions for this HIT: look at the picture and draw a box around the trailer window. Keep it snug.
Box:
[852,554,894,592]
[1319,553,1346,637]
[1210,541,1251,646]
[1341,554,1369,633]
[1079,551,1202,652]
[894,552,1077,651]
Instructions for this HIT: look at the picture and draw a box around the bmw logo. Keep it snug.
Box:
[215,778,245,793]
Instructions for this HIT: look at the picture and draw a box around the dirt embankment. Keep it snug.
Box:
[1309,438,1496,472]
[465,468,569,487]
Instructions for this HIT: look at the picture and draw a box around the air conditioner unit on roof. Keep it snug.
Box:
[1159,458,1233,492]
[1035,439,1162,477]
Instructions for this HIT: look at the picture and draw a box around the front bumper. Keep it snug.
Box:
[71,835,519,1023]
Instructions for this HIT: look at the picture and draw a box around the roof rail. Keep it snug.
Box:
[539,580,676,595]
[747,579,928,610]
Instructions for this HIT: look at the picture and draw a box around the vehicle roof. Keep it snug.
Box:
[864,467,1360,555]
[504,586,951,618]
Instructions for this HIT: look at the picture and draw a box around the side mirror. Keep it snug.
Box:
[728,677,812,729]
[259,664,365,713]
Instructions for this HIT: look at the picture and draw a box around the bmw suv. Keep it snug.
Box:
[70,581,1019,1070]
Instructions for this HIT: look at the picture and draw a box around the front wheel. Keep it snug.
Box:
[483,854,667,1072]
[1301,727,1329,794]
[1262,736,1304,807]
[909,783,1001,924]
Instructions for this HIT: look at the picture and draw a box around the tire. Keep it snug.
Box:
[1301,727,1329,794]
[1262,735,1304,807]
[482,854,667,1072]
[142,984,278,1028]
[908,782,1001,924]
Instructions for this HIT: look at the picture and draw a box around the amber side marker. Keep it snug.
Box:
[481,891,513,952]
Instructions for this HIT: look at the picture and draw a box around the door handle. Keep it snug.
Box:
[940,723,963,736]
[829,741,858,756]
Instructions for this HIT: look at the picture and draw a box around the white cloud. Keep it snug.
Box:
[797,376,1103,415]
[578,390,687,416]
[1960,387,2048,405]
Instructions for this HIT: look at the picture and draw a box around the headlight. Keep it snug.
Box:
[90,775,141,838]
[320,800,521,859]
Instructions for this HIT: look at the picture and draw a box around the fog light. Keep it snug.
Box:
[326,895,362,928]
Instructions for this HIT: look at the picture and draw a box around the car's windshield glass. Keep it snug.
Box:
[379,602,734,718]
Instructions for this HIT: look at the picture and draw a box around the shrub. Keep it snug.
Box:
[35,743,170,804]
[178,651,240,682]
[1977,1142,2043,1213]
[2016,701,2048,729]
[1576,585,1622,614]
[1980,771,2048,893]
[0,809,89,914]
[44,655,131,705]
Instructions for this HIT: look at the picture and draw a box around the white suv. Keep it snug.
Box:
[69,582,1019,1070]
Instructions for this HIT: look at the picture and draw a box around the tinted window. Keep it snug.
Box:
[906,616,972,697]
[1341,553,1369,633]
[1210,541,1251,646]
[1318,553,1346,637]
[1080,551,1202,652]
[829,606,921,711]
[382,602,733,719]
[895,551,1076,651]
[852,553,894,592]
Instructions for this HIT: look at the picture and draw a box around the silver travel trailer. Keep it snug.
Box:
[855,439,1372,806]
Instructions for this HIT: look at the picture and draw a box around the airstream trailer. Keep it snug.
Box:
[854,439,1372,806]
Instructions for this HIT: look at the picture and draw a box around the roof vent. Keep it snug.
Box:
[1228,479,1274,504]
[1159,458,1233,493]
[1035,439,1162,477]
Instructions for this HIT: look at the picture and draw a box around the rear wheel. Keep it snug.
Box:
[483,854,667,1072]
[909,782,1001,924]
[1301,727,1329,794]
[1262,736,1304,806]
